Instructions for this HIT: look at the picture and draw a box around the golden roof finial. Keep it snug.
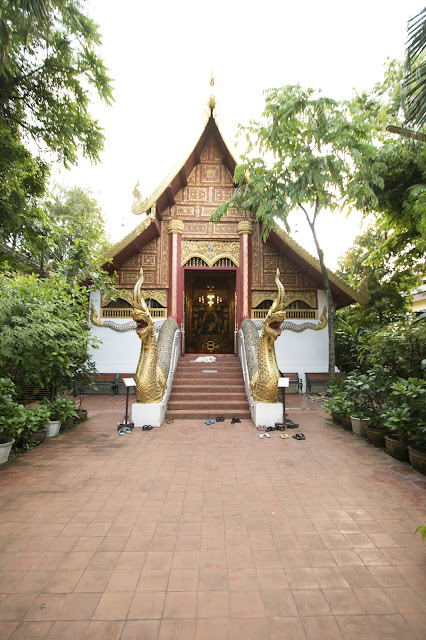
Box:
[209,70,216,112]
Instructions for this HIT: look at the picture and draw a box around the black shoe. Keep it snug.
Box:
[231,417,241,424]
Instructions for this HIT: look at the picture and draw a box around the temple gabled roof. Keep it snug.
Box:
[102,101,368,308]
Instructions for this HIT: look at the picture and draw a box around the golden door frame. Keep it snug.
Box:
[183,269,236,354]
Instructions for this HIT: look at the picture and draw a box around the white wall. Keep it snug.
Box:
[274,290,329,391]
[89,291,140,374]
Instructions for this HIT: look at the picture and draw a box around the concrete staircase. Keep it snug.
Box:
[165,355,251,421]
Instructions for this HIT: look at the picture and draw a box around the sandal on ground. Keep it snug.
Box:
[266,426,275,432]
[258,433,265,438]
[256,425,267,431]
[279,433,289,439]
[292,433,305,440]
[204,420,214,425]
[118,429,125,436]
[231,417,241,424]
[124,427,132,433]
[216,417,225,422]
[142,425,153,431]
[264,433,271,438]
[165,418,174,424]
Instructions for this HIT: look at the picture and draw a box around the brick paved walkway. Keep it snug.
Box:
[0,395,425,639]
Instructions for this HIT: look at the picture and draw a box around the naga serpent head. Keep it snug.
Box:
[263,269,286,340]
[132,268,154,340]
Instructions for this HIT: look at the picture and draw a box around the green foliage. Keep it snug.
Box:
[404,8,426,128]
[323,387,354,418]
[0,0,114,167]
[415,524,426,540]
[0,272,99,399]
[359,322,426,379]
[383,378,426,442]
[0,377,40,445]
[42,396,77,421]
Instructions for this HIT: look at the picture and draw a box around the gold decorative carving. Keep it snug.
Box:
[251,290,317,309]
[90,304,105,327]
[168,219,184,235]
[139,289,168,308]
[181,240,239,267]
[238,220,253,235]
[250,269,287,403]
[132,269,166,404]
[314,306,328,331]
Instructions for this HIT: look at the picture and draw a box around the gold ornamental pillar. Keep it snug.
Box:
[168,219,184,322]
[237,220,252,327]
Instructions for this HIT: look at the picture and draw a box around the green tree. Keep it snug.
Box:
[0,0,113,167]
[41,185,111,280]
[404,7,426,128]
[211,85,382,381]
[0,272,99,399]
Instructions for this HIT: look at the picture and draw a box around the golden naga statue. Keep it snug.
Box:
[132,268,166,403]
[250,269,286,403]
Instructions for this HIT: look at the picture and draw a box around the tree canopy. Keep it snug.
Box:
[0,0,113,167]
[404,7,426,128]
[211,84,382,379]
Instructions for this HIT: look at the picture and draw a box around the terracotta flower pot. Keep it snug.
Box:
[408,446,426,475]
[29,427,48,445]
[340,415,353,432]
[385,435,409,462]
[365,425,390,448]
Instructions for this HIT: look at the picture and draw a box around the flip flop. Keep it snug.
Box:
[264,433,271,438]
[258,433,265,439]
[279,433,289,439]
[124,427,132,433]
[118,429,125,436]
[204,420,214,425]
[216,417,225,422]
[231,417,241,424]
[165,418,174,424]
[266,426,275,432]
[292,433,305,440]
[256,425,267,431]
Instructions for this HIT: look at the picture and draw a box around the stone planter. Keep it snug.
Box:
[28,427,48,445]
[0,436,15,464]
[365,425,390,448]
[46,420,61,438]
[60,418,75,431]
[340,415,353,432]
[350,416,369,438]
[385,435,409,462]
[408,446,426,475]
[75,409,88,423]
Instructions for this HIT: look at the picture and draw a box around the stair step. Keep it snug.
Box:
[166,409,251,420]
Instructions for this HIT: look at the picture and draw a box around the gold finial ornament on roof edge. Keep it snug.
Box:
[132,268,166,404]
[250,269,287,403]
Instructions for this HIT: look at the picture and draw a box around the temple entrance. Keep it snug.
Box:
[184,270,236,354]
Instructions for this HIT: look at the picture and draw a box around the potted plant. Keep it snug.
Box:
[384,378,426,465]
[0,377,21,462]
[323,386,354,431]
[43,396,78,434]
[27,404,51,443]
[71,360,96,422]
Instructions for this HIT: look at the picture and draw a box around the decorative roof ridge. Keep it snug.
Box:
[131,104,239,219]
[102,215,153,263]
[272,224,369,305]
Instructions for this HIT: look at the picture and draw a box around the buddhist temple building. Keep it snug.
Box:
[89,92,367,391]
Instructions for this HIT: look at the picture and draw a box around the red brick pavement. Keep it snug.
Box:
[0,394,424,639]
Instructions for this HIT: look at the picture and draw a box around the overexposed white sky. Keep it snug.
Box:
[52,0,424,269]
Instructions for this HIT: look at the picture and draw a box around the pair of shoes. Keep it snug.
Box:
[256,425,267,431]
[165,418,174,424]
[142,425,153,431]
[275,425,285,431]
[118,427,132,435]
[216,417,225,422]
[292,433,305,440]
[231,417,241,424]
[205,420,214,425]
[279,433,290,439]
[266,426,275,432]
[259,433,271,439]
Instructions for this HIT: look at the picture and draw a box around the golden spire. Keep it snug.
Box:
[209,70,216,112]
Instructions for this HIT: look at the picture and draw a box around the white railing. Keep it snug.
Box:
[101,308,168,319]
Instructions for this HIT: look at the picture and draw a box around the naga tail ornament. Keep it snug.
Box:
[250,268,286,403]
[132,268,166,403]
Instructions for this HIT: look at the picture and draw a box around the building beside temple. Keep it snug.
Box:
[88,96,367,391]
